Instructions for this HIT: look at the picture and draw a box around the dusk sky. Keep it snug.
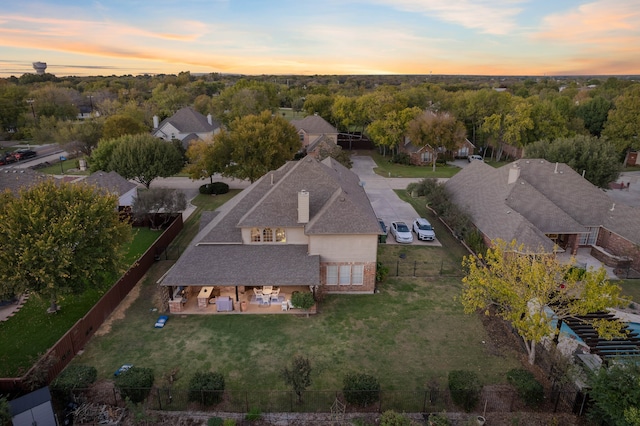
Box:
[1,0,639,78]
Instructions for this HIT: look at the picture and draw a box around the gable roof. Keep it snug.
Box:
[445,159,640,251]
[82,170,137,196]
[290,115,338,135]
[160,157,379,287]
[157,106,220,134]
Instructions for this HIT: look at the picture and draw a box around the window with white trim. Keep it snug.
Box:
[579,227,599,245]
[326,265,338,285]
[275,228,286,242]
[352,265,364,285]
[262,228,273,242]
[251,228,261,242]
[339,265,351,285]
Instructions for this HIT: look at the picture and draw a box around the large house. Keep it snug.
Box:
[399,136,476,166]
[290,115,339,151]
[152,106,221,148]
[445,159,640,273]
[160,156,381,313]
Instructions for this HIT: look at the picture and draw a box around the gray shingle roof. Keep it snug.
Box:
[158,106,220,133]
[0,169,51,195]
[445,159,640,252]
[290,115,338,134]
[161,156,379,287]
[82,170,137,196]
[161,245,319,286]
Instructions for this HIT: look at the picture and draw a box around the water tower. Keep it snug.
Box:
[32,62,47,75]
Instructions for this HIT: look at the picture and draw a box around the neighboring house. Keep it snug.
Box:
[290,114,339,150]
[152,106,221,149]
[399,137,475,166]
[305,134,344,159]
[80,170,138,209]
[445,159,640,272]
[160,156,381,313]
[0,168,51,195]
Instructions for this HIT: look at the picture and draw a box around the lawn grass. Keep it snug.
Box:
[74,252,522,392]
[0,227,163,377]
[619,279,640,307]
[35,158,89,176]
[369,151,461,179]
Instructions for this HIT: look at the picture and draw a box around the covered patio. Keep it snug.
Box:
[556,247,618,280]
[167,285,316,315]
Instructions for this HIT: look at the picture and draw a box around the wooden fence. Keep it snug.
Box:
[0,215,183,393]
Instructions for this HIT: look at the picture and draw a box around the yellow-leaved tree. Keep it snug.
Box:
[461,239,628,364]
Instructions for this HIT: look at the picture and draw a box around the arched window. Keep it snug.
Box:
[251,228,261,242]
[275,228,286,242]
[262,228,273,242]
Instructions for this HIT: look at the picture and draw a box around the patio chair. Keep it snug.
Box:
[262,285,273,294]
[260,294,271,306]
[253,287,263,297]
[270,288,280,301]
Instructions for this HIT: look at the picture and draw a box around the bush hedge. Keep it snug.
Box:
[506,368,544,407]
[51,364,97,399]
[188,371,226,405]
[114,367,154,404]
[342,373,380,406]
[199,182,230,195]
[448,370,481,412]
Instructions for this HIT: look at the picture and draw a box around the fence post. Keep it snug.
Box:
[113,387,118,406]
[396,260,399,276]
[157,388,162,410]
[423,390,428,413]
[291,391,294,412]
[378,390,382,413]
[413,261,416,277]
[440,261,443,275]
[245,390,249,413]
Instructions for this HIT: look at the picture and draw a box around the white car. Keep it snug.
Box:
[413,218,435,241]
[468,154,483,162]
[390,221,413,244]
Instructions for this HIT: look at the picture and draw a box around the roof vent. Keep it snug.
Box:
[554,162,559,174]
[610,203,615,212]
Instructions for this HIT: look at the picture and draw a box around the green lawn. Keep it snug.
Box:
[0,227,163,377]
[619,280,640,307]
[72,189,523,393]
[35,158,89,176]
[369,151,461,179]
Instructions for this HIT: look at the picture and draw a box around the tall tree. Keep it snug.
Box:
[602,85,640,153]
[212,110,300,183]
[0,180,132,312]
[102,114,148,139]
[90,134,184,188]
[212,79,279,126]
[575,95,612,137]
[407,110,466,171]
[461,239,627,364]
[524,135,621,188]
[481,94,533,160]
[367,107,421,157]
[184,139,225,183]
[132,188,186,229]
[56,117,104,156]
[302,93,335,122]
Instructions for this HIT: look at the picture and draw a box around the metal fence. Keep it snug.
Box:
[66,387,580,415]
[382,259,464,278]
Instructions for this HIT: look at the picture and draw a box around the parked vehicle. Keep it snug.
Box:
[468,154,483,162]
[12,148,37,161]
[413,218,436,241]
[390,221,413,244]
[0,153,16,165]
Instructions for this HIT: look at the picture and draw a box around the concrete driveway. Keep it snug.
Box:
[351,155,443,246]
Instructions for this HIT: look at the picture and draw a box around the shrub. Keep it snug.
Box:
[245,407,262,421]
[506,369,544,407]
[427,412,450,426]
[343,373,380,406]
[207,417,223,426]
[199,182,229,195]
[380,410,416,426]
[114,367,154,404]
[376,261,389,283]
[391,152,411,165]
[448,370,481,412]
[51,364,97,398]
[291,291,315,310]
[188,371,226,405]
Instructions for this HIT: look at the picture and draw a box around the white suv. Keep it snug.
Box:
[413,218,435,241]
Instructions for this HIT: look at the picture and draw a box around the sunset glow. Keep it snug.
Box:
[1,0,639,77]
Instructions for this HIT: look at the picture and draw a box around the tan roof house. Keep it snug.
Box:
[152,106,221,148]
[399,137,475,166]
[0,168,51,195]
[290,115,339,150]
[445,159,640,273]
[160,156,381,314]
